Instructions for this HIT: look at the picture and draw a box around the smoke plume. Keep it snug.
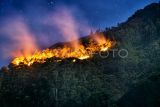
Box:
[0,17,39,58]
[46,5,92,49]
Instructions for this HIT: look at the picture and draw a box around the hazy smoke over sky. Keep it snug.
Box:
[0,17,39,58]
[46,6,91,49]
[0,5,91,66]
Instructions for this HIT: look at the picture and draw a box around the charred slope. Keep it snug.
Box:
[0,3,160,107]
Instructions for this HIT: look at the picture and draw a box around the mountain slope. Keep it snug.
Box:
[0,3,160,107]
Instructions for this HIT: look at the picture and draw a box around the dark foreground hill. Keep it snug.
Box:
[0,3,160,107]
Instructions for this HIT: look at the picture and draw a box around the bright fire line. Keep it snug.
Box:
[12,35,115,66]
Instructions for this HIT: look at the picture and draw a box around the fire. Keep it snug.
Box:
[12,34,115,66]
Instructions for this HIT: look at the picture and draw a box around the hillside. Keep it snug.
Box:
[0,3,160,107]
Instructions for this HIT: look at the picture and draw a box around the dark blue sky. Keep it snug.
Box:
[0,0,159,67]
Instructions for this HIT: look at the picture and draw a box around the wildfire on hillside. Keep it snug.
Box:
[11,34,116,66]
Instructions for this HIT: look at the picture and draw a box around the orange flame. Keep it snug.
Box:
[0,18,39,60]
[11,34,115,66]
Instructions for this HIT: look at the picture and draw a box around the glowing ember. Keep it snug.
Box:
[101,47,108,52]
[78,55,90,60]
[72,59,76,62]
[12,34,115,66]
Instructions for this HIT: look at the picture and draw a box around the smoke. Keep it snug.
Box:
[52,7,80,48]
[0,17,39,58]
[0,5,93,66]
[46,5,92,49]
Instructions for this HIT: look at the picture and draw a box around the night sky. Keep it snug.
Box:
[0,0,159,67]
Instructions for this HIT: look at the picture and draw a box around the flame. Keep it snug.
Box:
[11,34,115,66]
[0,18,39,60]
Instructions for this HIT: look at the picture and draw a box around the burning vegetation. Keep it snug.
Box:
[11,34,115,66]
[1,7,116,67]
